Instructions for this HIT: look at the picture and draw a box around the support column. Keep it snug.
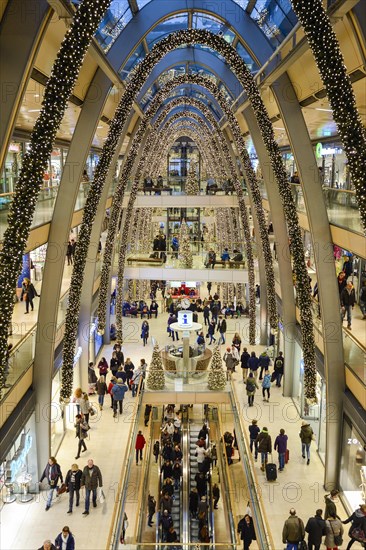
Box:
[33,69,112,472]
[0,0,50,170]
[244,106,297,396]
[271,74,345,488]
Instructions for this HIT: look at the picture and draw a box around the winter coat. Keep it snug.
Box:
[262,373,272,389]
[161,463,173,479]
[88,367,97,384]
[241,351,250,369]
[208,323,215,335]
[172,463,182,479]
[141,323,149,338]
[238,517,256,543]
[258,354,271,369]
[223,352,236,372]
[249,424,260,441]
[132,368,143,386]
[256,431,272,453]
[54,532,75,550]
[340,286,356,307]
[212,485,220,499]
[40,463,63,486]
[246,378,259,396]
[305,516,326,546]
[343,508,366,538]
[160,514,173,531]
[81,465,103,490]
[148,496,156,515]
[189,490,199,512]
[97,359,108,376]
[111,381,128,401]
[65,469,82,491]
[75,395,90,415]
[135,434,146,450]
[218,319,227,333]
[195,446,207,464]
[274,434,288,454]
[110,357,120,374]
[300,423,314,444]
[248,356,259,372]
[282,515,305,543]
[274,355,284,373]
[324,518,343,547]
[96,380,107,396]
[324,495,339,520]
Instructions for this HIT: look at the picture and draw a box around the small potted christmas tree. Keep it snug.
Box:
[147,343,165,390]
[208,346,226,390]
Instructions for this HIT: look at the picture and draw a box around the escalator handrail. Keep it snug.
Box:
[181,422,189,546]
[186,421,193,544]
[229,383,275,549]
[204,420,215,547]
[108,377,145,549]
[215,413,238,548]
[134,418,154,546]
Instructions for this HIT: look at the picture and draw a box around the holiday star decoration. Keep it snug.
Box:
[0,0,111,395]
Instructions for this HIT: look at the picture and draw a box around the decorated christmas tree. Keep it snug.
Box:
[185,166,199,195]
[179,219,193,268]
[146,343,165,390]
[208,345,227,391]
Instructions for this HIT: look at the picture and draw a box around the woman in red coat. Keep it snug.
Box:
[135,431,146,465]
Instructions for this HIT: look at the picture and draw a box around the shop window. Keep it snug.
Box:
[340,417,366,512]
[1,141,23,195]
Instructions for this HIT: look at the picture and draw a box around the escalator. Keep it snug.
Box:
[188,423,201,542]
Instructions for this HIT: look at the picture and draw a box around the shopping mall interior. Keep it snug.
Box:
[0,0,365,548]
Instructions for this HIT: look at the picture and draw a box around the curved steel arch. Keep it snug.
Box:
[106,0,273,72]
[137,47,242,103]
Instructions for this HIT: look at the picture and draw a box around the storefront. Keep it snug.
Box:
[0,395,39,499]
[340,411,366,512]
[315,141,351,189]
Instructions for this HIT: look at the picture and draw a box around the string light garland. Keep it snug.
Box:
[179,219,193,268]
[291,0,366,232]
[185,165,200,195]
[0,0,111,395]
[63,29,315,399]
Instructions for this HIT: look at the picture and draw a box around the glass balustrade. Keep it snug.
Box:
[0,179,116,240]
[1,327,36,402]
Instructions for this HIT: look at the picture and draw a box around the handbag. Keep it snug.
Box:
[23,292,28,301]
[350,526,366,542]
[298,541,307,550]
[57,483,67,495]
[89,405,96,416]
[330,520,343,546]
[99,489,106,504]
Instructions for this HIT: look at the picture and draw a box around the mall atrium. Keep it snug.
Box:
[0,0,365,548]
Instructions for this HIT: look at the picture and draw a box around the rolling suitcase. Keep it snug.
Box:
[265,457,277,481]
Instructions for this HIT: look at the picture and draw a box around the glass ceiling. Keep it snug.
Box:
[94,0,132,53]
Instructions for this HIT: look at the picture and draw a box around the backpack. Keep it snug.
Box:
[275,358,283,369]
[246,380,255,392]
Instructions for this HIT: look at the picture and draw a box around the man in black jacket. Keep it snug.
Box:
[217,316,227,344]
[305,509,326,550]
[340,281,356,329]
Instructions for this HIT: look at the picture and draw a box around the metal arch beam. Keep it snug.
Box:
[0,0,50,171]
[270,73,345,489]
[106,0,274,71]
[137,48,242,103]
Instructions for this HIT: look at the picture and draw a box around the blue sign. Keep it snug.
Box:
[17,253,30,288]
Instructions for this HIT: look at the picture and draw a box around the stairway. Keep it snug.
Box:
[189,424,201,542]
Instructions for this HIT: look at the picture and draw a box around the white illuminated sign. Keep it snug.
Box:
[178,310,193,328]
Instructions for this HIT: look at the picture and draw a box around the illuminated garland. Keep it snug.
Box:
[291,0,366,232]
[0,0,111,394]
[63,29,314,399]
[179,220,193,268]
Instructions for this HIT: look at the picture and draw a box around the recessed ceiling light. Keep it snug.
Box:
[274,127,285,130]
[97,126,103,129]
[34,94,40,98]
[28,109,41,112]
[315,108,333,112]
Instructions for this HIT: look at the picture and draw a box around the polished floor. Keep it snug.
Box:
[2,291,363,549]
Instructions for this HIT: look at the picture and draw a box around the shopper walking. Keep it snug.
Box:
[248,351,259,379]
[153,440,160,463]
[207,320,216,345]
[241,347,250,382]
[131,365,143,397]
[232,332,242,355]
[274,428,288,472]
[96,375,107,410]
[21,277,39,314]
[258,350,271,380]
[120,512,128,544]
[147,494,156,527]
[342,504,366,549]
[212,483,220,509]
[141,320,149,346]
[217,316,227,344]
[74,414,89,459]
[66,241,73,265]
[300,420,314,465]
[40,457,63,511]
[325,513,344,550]
[340,281,356,329]
[65,464,82,514]
[223,347,236,377]
[324,490,340,520]
[54,526,75,550]
[246,373,259,407]
[274,351,284,387]
[144,404,152,427]
[238,514,256,550]
[249,420,260,461]
[282,509,305,550]
[305,509,326,550]
[74,388,91,424]
[262,370,272,402]
[189,487,199,519]
[256,427,272,472]
[135,431,146,465]
[87,362,97,394]
[81,459,103,516]
[111,379,128,417]
[203,304,210,325]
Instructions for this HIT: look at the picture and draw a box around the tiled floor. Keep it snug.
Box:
[2,292,363,549]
